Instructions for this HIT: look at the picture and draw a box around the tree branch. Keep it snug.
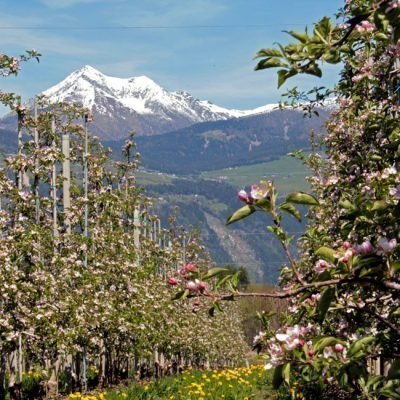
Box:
[221,278,400,300]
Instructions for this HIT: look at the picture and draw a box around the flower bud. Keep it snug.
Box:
[168,277,178,286]
[334,344,344,352]
[238,190,250,203]
[185,281,198,292]
[198,281,207,292]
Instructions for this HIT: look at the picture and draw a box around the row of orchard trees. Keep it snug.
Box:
[0,54,249,399]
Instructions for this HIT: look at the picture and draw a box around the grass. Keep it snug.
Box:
[65,365,276,400]
[200,156,311,194]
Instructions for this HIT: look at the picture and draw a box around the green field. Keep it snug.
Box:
[200,156,311,194]
[136,169,174,185]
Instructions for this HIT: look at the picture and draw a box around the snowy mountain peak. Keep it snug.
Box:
[41,65,281,139]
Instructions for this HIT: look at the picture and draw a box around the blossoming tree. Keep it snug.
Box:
[170,0,400,398]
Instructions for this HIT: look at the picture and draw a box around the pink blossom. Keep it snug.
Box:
[184,263,197,272]
[377,237,397,254]
[356,240,375,255]
[356,20,376,33]
[250,181,270,200]
[185,280,198,291]
[314,259,328,274]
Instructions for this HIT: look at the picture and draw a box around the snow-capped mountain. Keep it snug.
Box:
[42,65,278,140]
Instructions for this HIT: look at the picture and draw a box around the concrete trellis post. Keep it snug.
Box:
[62,132,71,234]
[33,103,40,223]
[51,118,58,240]
[133,207,140,248]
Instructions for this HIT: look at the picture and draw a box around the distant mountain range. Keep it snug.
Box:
[120,107,329,174]
[39,65,279,140]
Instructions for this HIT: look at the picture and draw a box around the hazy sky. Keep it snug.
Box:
[1,0,343,110]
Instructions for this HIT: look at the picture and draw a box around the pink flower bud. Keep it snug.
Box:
[198,281,206,292]
[343,241,351,249]
[238,190,250,203]
[193,300,201,306]
[168,277,178,286]
[185,281,198,292]
[308,350,315,357]
[184,263,197,272]
[334,344,344,352]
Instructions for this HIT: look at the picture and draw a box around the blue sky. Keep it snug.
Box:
[1,0,343,110]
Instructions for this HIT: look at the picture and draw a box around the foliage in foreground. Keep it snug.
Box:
[247,1,400,399]
[171,0,400,398]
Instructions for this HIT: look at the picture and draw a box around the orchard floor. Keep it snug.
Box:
[65,365,277,400]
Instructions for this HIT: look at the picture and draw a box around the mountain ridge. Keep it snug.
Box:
[39,65,279,139]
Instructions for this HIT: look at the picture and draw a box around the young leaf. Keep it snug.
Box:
[255,197,272,211]
[282,363,291,385]
[347,336,375,358]
[279,202,301,222]
[317,287,335,322]
[226,205,255,225]
[254,48,282,58]
[314,336,340,352]
[284,30,309,43]
[286,192,319,206]
[202,267,228,281]
[272,364,284,389]
[315,246,336,263]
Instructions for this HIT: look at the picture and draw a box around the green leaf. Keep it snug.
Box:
[255,57,288,69]
[272,364,284,389]
[391,260,400,273]
[255,197,272,211]
[202,267,228,281]
[304,63,322,78]
[380,381,400,399]
[315,246,336,263]
[359,266,381,278]
[254,48,282,58]
[339,199,355,209]
[314,336,340,352]
[388,359,400,380]
[277,69,289,88]
[172,289,190,301]
[347,336,375,358]
[216,274,233,289]
[284,30,309,43]
[286,192,319,206]
[226,205,255,225]
[282,363,291,385]
[279,202,301,222]
[231,270,241,290]
[317,287,335,322]
[370,200,388,211]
